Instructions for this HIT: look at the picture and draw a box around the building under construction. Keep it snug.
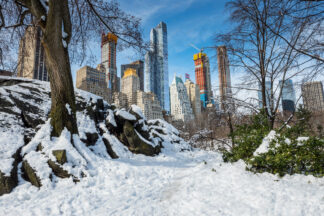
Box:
[217,46,234,112]
[101,32,119,93]
[193,52,213,107]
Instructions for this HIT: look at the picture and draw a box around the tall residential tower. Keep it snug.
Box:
[145,22,169,111]
[193,52,213,107]
[279,79,296,113]
[17,26,49,81]
[217,46,233,111]
[101,33,119,93]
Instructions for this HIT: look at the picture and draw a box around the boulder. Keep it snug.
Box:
[81,133,99,146]
[0,172,17,196]
[52,150,67,165]
[123,121,160,156]
[0,147,22,196]
[22,160,42,187]
[102,137,119,159]
[47,160,71,178]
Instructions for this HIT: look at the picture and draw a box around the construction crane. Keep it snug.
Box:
[189,43,204,53]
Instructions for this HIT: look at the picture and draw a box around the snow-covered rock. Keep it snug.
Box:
[0,77,188,195]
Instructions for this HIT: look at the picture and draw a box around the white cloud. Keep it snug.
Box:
[119,0,197,24]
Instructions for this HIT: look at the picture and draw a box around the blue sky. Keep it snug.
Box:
[71,0,231,91]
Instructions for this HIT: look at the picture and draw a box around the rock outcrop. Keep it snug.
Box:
[0,77,188,195]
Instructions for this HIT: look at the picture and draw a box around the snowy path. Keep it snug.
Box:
[0,149,323,216]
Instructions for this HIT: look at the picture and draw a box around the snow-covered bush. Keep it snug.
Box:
[248,108,324,177]
[221,109,270,162]
[248,135,324,177]
[222,108,324,177]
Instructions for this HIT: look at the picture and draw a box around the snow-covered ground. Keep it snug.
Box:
[0,148,323,216]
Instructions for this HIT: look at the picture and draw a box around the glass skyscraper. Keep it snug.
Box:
[279,79,296,112]
[145,22,170,112]
[258,81,272,112]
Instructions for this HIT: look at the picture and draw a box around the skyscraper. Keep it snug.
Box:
[279,79,296,112]
[258,81,272,112]
[302,81,324,113]
[101,32,119,93]
[144,22,169,112]
[170,76,194,122]
[217,46,233,111]
[121,68,140,106]
[17,26,49,81]
[184,78,201,119]
[193,52,213,107]
[121,60,144,91]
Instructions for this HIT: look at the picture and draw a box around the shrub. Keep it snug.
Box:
[222,109,270,162]
[248,135,324,177]
[222,107,324,177]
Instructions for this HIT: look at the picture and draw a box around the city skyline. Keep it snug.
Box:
[68,1,323,110]
[70,0,227,90]
[10,0,322,112]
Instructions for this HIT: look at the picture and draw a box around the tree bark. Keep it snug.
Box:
[41,0,78,137]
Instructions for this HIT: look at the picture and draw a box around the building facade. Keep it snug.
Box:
[144,22,170,112]
[184,78,201,119]
[121,68,140,106]
[17,26,49,81]
[116,67,163,120]
[302,81,324,113]
[112,92,128,109]
[136,91,163,120]
[170,76,194,122]
[217,46,233,111]
[279,79,296,113]
[258,81,272,113]
[193,52,213,107]
[76,66,111,103]
[121,60,144,91]
[101,33,119,93]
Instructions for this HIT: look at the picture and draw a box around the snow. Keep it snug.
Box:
[102,133,132,158]
[62,40,67,48]
[76,111,97,140]
[253,130,277,156]
[62,31,68,39]
[0,113,25,176]
[130,104,144,119]
[1,149,323,215]
[40,0,49,13]
[116,109,136,121]
[297,137,309,142]
[149,119,179,135]
[106,109,117,127]
[135,129,158,147]
[65,104,71,115]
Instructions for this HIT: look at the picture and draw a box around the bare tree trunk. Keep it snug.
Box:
[41,0,78,137]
